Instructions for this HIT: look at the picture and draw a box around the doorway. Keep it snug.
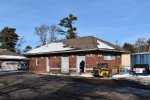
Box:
[76,55,85,73]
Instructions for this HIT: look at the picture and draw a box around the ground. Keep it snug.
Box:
[0,71,150,100]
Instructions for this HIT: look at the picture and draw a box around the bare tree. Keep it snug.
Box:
[49,25,62,43]
[135,38,147,52]
[16,37,26,54]
[114,40,121,47]
[35,24,64,46]
[35,24,49,45]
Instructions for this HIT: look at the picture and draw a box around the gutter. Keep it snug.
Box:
[24,48,125,56]
[0,58,29,60]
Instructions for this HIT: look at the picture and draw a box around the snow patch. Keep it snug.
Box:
[41,73,94,78]
[97,40,114,49]
[112,74,150,85]
[79,74,94,78]
[112,74,132,78]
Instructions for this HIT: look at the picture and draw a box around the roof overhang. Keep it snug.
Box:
[0,55,28,60]
[24,48,125,56]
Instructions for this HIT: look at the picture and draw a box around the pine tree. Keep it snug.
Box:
[0,27,19,52]
[24,45,32,52]
[123,43,136,53]
[59,14,78,39]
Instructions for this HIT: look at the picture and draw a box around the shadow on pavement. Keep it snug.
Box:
[0,71,29,77]
[0,73,150,100]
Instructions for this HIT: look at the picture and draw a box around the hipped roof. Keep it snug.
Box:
[25,36,125,55]
[0,49,28,60]
[0,49,20,56]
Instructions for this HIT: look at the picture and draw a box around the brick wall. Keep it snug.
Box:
[29,57,46,73]
[49,55,61,73]
[69,55,77,73]
[28,52,121,74]
[85,54,121,73]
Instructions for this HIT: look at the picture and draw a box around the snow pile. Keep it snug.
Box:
[112,74,150,85]
[97,40,114,49]
[112,74,132,79]
[41,73,94,78]
[79,74,94,78]
[135,75,150,85]
[41,73,67,76]
[26,42,73,54]
[0,55,27,60]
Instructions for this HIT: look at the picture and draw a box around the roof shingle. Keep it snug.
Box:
[0,49,20,56]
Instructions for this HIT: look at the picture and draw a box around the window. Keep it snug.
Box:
[36,57,39,66]
[104,55,115,60]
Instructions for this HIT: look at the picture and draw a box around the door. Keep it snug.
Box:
[61,56,69,73]
[76,55,85,73]
[46,57,50,72]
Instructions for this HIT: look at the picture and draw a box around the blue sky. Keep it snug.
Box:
[0,0,150,49]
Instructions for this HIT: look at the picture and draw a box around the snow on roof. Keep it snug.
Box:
[0,55,27,60]
[26,42,73,54]
[97,40,114,49]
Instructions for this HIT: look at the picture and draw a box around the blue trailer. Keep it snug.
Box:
[131,52,150,75]
[131,52,150,67]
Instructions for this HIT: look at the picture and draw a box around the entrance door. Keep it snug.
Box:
[61,56,69,73]
[46,57,50,72]
[76,55,85,73]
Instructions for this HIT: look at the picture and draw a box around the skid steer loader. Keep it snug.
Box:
[93,63,112,77]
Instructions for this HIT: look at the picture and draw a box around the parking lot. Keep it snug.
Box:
[0,71,150,100]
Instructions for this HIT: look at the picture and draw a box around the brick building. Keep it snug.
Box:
[25,36,125,74]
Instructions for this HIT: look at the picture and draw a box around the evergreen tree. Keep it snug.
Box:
[123,42,136,53]
[147,38,150,45]
[59,14,78,39]
[24,45,32,52]
[0,27,19,52]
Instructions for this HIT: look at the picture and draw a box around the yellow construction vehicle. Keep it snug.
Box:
[93,63,112,77]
